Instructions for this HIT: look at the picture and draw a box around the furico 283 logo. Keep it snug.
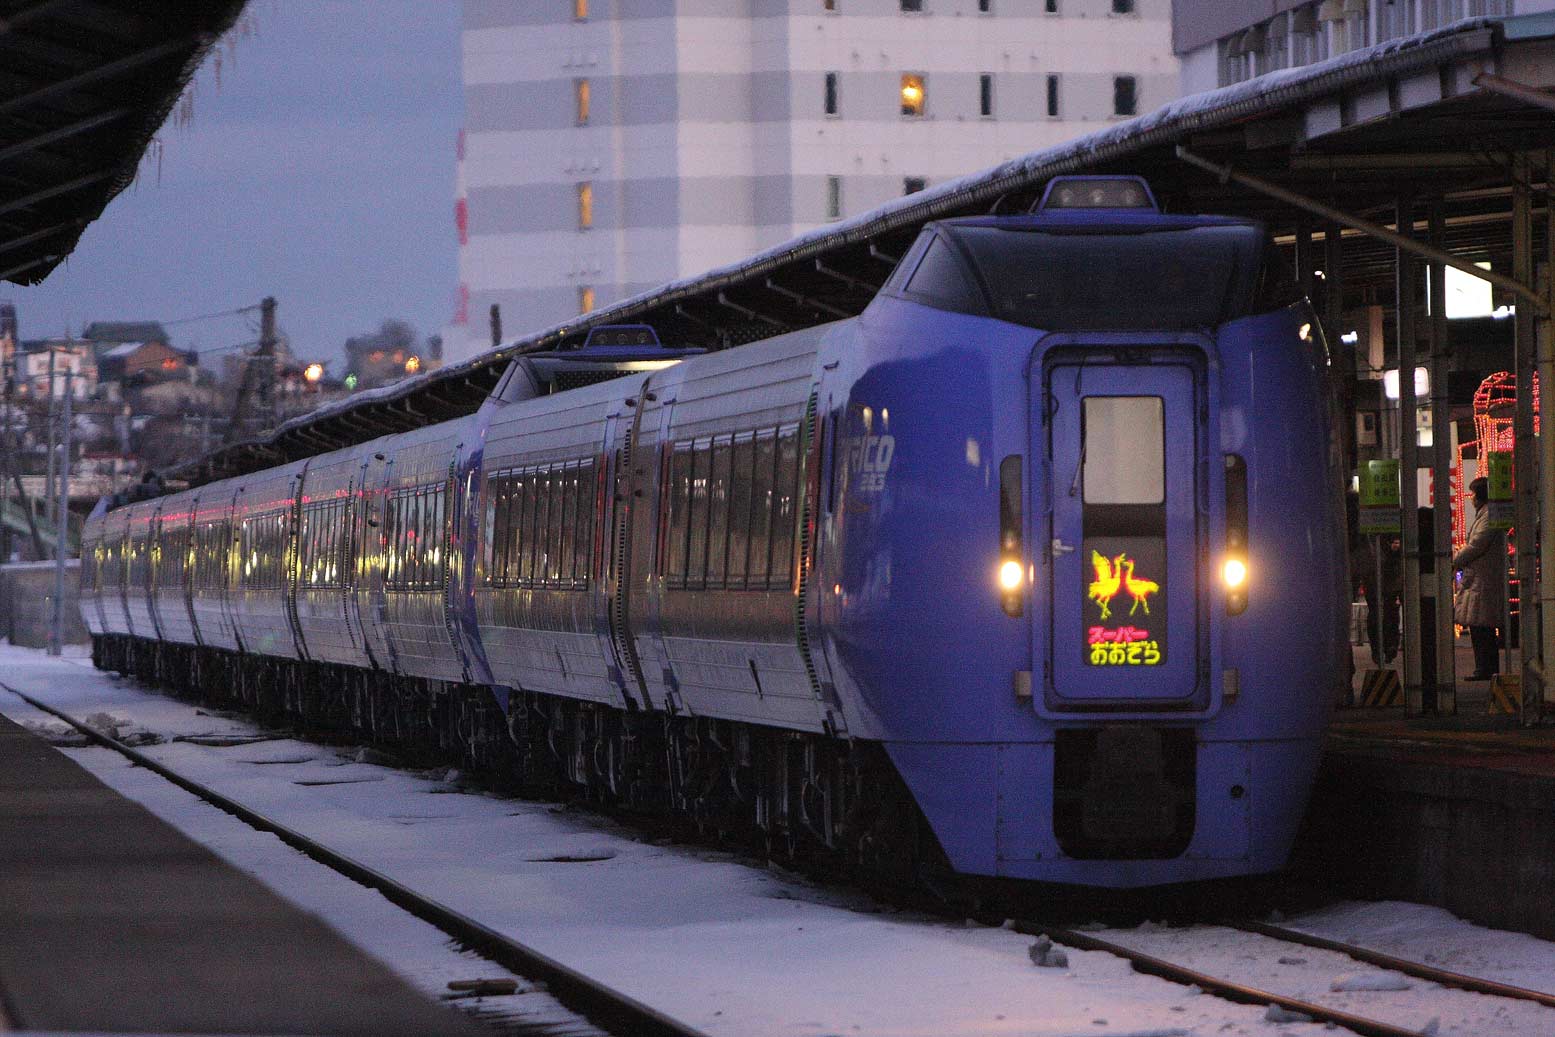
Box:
[848,433,895,493]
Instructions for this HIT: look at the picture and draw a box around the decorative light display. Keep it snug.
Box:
[1453,371,1540,551]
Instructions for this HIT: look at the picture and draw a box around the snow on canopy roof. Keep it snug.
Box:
[178,14,1522,487]
[102,341,159,359]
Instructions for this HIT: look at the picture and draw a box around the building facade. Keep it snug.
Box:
[452,0,1179,361]
[1173,0,1550,95]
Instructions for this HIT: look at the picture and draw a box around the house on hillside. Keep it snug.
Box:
[96,339,195,384]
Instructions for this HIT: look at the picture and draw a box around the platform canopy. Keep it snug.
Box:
[179,12,1555,486]
[0,0,248,286]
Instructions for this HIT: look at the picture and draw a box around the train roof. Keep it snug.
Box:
[173,12,1555,489]
[935,213,1263,234]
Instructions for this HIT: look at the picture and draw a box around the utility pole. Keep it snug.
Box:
[48,365,71,656]
[43,344,55,541]
[490,304,502,348]
[256,295,278,436]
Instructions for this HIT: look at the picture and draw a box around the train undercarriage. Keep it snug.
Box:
[91,633,943,890]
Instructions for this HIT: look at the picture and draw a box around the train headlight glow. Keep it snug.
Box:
[1222,557,1247,589]
[998,559,1023,591]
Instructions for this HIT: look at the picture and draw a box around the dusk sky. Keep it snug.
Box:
[4,1,462,371]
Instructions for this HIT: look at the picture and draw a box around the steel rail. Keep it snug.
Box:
[1,680,708,1037]
[1232,919,1555,1009]
[1012,922,1425,1037]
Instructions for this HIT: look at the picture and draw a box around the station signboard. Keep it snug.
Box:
[1358,459,1400,535]
[1486,450,1515,531]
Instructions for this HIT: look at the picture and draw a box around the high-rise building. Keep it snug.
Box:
[1173,0,1551,96]
[449,0,1179,362]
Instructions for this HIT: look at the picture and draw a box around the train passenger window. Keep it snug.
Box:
[772,428,799,585]
[577,461,596,584]
[727,434,755,587]
[546,470,565,582]
[511,474,531,582]
[687,443,711,588]
[667,448,692,586]
[414,491,428,587]
[749,433,775,587]
[707,437,732,586]
[507,477,525,583]
[492,482,510,584]
[558,468,577,583]
[1082,397,1164,505]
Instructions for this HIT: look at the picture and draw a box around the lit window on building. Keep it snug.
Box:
[824,71,839,115]
[576,78,590,125]
[979,73,993,117]
[1113,75,1137,117]
[900,73,925,117]
[578,182,593,229]
[574,0,588,20]
[579,286,596,314]
[826,176,842,220]
[903,176,926,195]
[1046,74,1060,117]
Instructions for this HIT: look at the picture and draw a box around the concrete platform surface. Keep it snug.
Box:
[0,712,484,1036]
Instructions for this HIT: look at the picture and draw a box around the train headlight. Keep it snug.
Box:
[1224,454,1249,615]
[998,456,1024,617]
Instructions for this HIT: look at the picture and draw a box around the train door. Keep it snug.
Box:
[222,484,245,654]
[282,466,311,661]
[595,393,651,711]
[184,492,204,646]
[147,501,167,641]
[351,451,393,671]
[1040,353,1206,710]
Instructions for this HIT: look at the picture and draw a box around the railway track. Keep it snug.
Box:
[1016,916,1555,1037]
[1,680,707,1037]
[18,670,1555,1037]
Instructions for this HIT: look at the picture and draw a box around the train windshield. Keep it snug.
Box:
[944,224,1265,331]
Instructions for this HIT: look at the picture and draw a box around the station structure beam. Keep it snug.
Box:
[1428,203,1457,716]
[1397,192,1422,711]
[1513,155,1542,722]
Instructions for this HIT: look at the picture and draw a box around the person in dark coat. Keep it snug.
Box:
[1454,476,1504,680]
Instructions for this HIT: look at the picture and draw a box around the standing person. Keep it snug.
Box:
[1454,476,1504,680]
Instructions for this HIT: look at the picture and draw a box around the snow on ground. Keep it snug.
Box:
[1292,900,1555,996]
[1101,921,1555,1035]
[7,642,1555,1036]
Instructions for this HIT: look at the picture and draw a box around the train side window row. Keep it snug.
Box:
[240,511,288,590]
[662,425,800,592]
[385,483,447,591]
[486,460,597,589]
[300,497,353,588]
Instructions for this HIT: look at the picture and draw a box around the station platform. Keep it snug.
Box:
[1305,649,1555,942]
[0,712,482,1036]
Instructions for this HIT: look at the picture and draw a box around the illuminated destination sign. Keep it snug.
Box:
[1083,540,1164,666]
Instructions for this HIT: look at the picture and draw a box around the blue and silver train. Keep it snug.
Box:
[81,177,1347,889]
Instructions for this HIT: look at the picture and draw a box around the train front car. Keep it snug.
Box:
[822,177,1346,888]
